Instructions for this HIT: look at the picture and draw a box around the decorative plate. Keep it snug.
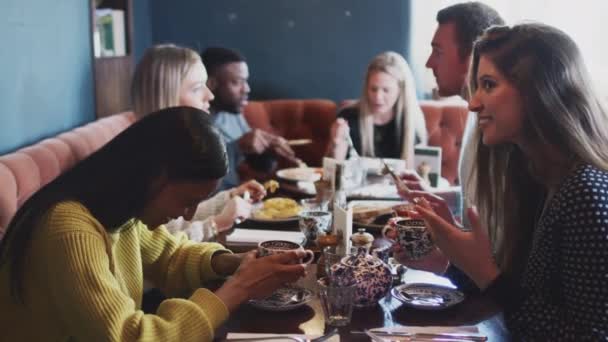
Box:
[276,167,322,183]
[391,283,464,310]
[248,286,313,312]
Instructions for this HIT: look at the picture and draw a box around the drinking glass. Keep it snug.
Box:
[322,245,347,279]
[318,278,356,327]
[300,198,329,211]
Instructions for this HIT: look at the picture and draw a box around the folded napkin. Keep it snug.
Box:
[226,229,304,247]
[226,333,308,341]
[226,332,340,341]
[367,325,485,341]
[371,325,479,335]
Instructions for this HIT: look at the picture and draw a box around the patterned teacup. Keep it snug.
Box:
[382,217,434,260]
[258,240,315,264]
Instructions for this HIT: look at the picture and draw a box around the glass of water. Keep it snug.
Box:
[317,278,356,327]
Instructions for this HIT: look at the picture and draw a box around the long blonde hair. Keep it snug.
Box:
[358,51,427,161]
[469,23,608,279]
[131,44,202,119]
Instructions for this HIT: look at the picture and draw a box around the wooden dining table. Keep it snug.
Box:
[214,263,509,341]
[216,171,504,341]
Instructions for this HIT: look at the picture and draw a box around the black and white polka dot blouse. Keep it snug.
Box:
[489,164,608,341]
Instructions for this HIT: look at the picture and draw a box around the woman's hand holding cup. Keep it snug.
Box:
[214,249,307,312]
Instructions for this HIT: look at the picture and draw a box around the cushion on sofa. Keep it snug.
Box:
[19,145,61,186]
[243,99,337,167]
[39,138,77,172]
[0,112,136,240]
[0,153,42,207]
[0,163,17,235]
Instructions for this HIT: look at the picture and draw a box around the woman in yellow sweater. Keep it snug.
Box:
[0,106,307,341]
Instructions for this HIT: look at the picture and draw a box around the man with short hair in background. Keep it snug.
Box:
[399,2,504,290]
[201,47,298,190]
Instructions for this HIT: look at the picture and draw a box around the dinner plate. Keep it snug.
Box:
[248,285,313,312]
[276,167,322,183]
[391,283,464,310]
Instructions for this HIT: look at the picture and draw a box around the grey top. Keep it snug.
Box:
[211,110,251,191]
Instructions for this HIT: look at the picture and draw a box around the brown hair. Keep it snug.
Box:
[469,23,608,278]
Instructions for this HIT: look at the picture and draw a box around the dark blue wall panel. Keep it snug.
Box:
[145,0,410,101]
[0,0,95,154]
[133,0,152,62]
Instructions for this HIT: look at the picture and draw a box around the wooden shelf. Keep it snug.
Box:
[90,0,134,118]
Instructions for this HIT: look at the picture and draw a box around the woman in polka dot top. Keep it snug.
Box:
[412,23,608,340]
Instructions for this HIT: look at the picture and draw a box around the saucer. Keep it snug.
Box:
[248,286,313,312]
[391,283,464,310]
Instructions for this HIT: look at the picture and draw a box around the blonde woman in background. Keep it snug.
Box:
[132,44,265,242]
[327,51,427,167]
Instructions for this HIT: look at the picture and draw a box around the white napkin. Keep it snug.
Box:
[368,325,484,340]
[226,332,341,341]
[372,325,479,334]
[226,229,305,247]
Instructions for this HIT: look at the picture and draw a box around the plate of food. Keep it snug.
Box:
[391,283,464,311]
[350,200,411,231]
[248,285,313,311]
[251,197,302,223]
[276,167,323,183]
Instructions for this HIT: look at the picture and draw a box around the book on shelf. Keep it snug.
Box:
[95,8,126,57]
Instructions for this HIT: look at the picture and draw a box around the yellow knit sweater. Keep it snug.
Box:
[0,201,231,341]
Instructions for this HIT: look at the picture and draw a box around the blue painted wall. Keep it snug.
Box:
[133,0,152,62]
[138,0,411,102]
[0,0,95,154]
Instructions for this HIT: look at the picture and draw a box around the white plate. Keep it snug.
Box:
[276,167,322,183]
[391,283,464,310]
[248,286,313,311]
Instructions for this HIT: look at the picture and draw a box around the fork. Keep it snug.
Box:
[381,159,409,193]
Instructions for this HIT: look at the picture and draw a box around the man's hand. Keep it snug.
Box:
[238,129,298,164]
[238,129,272,154]
[268,135,298,164]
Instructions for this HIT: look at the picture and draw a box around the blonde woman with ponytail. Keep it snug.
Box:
[327,51,427,167]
